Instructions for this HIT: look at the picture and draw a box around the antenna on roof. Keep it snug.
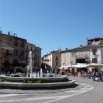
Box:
[0,27,2,34]
[10,31,12,35]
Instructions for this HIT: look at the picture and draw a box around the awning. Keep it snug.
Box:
[59,65,72,70]
[88,63,103,67]
[72,63,88,68]
[59,63,103,70]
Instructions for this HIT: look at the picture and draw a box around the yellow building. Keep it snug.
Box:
[43,50,61,73]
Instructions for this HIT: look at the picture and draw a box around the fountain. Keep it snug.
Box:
[40,68,43,78]
[0,51,75,89]
[27,51,43,78]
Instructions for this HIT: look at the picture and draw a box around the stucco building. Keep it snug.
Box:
[43,37,103,73]
[61,37,103,72]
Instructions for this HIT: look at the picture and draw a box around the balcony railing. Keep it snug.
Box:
[3,53,13,57]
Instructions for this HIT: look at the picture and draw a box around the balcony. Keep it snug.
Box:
[44,59,49,62]
[3,52,13,57]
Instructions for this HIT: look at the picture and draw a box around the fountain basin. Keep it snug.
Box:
[0,80,75,89]
[0,75,75,89]
[0,75,69,83]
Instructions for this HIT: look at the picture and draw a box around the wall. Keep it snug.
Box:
[61,52,71,66]
[90,47,101,63]
[52,52,61,69]
[101,48,103,64]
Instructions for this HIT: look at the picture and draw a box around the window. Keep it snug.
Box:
[21,41,25,47]
[76,59,86,63]
[20,51,24,56]
[56,62,58,66]
[92,58,97,63]
[14,38,18,46]
[55,56,58,61]
[26,46,28,52]
[31,47,32,51]
[14,49,18,56]
[4,50,9,56]
[38,55,39,59]
[92,49,97,55]
[13,60,18,64]
[6,50,9,55]
[88,40,92,45]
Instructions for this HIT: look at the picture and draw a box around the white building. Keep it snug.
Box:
[61,37,103,72]
[43,37,103,73]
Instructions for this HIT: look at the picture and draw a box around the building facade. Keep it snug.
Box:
[42,50,61,73]
[0,31,41,73]
[0,32,14,72]
[12,35,27,67]
[43,37,103,73]
[61,47,90,66]
[61,37,103,72]
[26,43,41,68]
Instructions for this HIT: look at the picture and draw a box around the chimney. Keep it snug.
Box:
[0,31,2,34]
[8,31,10,35]
[65,48,68,50]
[80,45,83,47]
[86,38,89,45]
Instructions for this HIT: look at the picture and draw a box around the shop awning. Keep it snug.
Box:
[59,65,72,70]
[72,63,88,68]
[88,63,103,67]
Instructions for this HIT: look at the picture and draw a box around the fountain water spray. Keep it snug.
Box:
[26,51,43,78]
[27,51,33,78]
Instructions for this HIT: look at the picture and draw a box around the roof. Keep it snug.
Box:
[88,37,103,41]
[61,44,103,53]
[43,50,61,57]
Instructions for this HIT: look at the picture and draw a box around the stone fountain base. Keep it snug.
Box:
[0,75,75,89]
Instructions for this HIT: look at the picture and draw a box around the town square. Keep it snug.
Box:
[0,0,103,103]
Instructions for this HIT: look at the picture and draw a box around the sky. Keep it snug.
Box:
[0,0,103,56]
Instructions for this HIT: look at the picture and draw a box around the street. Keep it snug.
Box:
[0,76,103,103]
